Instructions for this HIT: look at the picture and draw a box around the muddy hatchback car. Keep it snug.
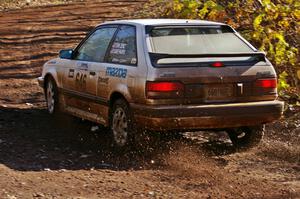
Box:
[38,19,284,149]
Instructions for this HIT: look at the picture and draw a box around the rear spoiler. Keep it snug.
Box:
[149,52,266,67]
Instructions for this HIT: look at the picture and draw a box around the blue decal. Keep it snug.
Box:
[106,67,127,78]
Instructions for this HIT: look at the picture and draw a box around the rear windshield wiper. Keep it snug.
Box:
[149,52,266,67]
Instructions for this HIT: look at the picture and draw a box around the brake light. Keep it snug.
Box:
[255,78,277,88]
[146,81,184,99]
[146,82,184,92]
[211,62,224,67]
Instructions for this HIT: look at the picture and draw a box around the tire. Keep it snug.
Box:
[109,99,135,149]
[110,99,162,152]
[45,77,59,115]
[227,125,265,150]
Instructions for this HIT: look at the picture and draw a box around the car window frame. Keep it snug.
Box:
[104,24,138,67]
[72,25,119,63]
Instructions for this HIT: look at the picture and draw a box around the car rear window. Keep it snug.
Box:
[149,26,254,54]
[147,26,262,67]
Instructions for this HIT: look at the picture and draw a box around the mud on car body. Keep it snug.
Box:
[38,19,284,149]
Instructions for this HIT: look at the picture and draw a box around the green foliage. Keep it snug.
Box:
[278,71,290,91]
[138,0,300,93]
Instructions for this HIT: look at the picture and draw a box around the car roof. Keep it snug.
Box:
[100,19,225,27]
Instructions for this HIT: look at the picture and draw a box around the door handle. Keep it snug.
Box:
[89,71,96,76]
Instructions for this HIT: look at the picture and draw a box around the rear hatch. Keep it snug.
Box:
[145,25,277,105]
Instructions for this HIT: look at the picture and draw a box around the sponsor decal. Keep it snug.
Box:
[110,42,127,55]
[78,63,88,70]
[98,77,109,85]
[68,69,75,78]
[131,58,137,65]
[106,67,127,78]
[159,72,176,78]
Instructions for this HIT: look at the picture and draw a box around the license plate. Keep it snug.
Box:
[205,85,234,101]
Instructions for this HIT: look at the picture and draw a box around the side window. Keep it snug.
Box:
[75,27,117,62]
[107,25,137,65]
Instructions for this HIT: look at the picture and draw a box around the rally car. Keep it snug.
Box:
[38,19,284,149]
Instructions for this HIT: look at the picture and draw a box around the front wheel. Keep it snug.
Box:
[227,125,265,150]
[45,77,59,115]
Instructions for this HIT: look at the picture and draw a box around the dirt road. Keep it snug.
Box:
[0,1,299,198]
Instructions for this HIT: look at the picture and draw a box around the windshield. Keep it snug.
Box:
[148,26,254,54]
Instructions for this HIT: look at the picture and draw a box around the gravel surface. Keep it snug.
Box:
[0,0,299,198]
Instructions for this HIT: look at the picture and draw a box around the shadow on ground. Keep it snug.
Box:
[0,107,235,172]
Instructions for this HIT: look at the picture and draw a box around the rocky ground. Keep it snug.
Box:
[0,0,299,198]
[0,0,79,11]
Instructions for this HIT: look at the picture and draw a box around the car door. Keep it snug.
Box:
[62,26,118,111]
[99,25,138,99]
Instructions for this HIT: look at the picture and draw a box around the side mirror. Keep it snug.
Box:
[59,49,74,59]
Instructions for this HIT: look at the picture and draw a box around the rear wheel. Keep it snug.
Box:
[45,77,59,115]
[227,125,265,150]
[109,99,160,152]
[110,99,135,149]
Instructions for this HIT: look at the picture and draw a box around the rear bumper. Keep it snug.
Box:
[37,77,44,88]
[130,100,284,131]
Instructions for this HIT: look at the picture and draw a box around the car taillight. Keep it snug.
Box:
[146,81,184,99]
[255,78,277,88]
[211,62,224,67]
[146,82,183,92]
